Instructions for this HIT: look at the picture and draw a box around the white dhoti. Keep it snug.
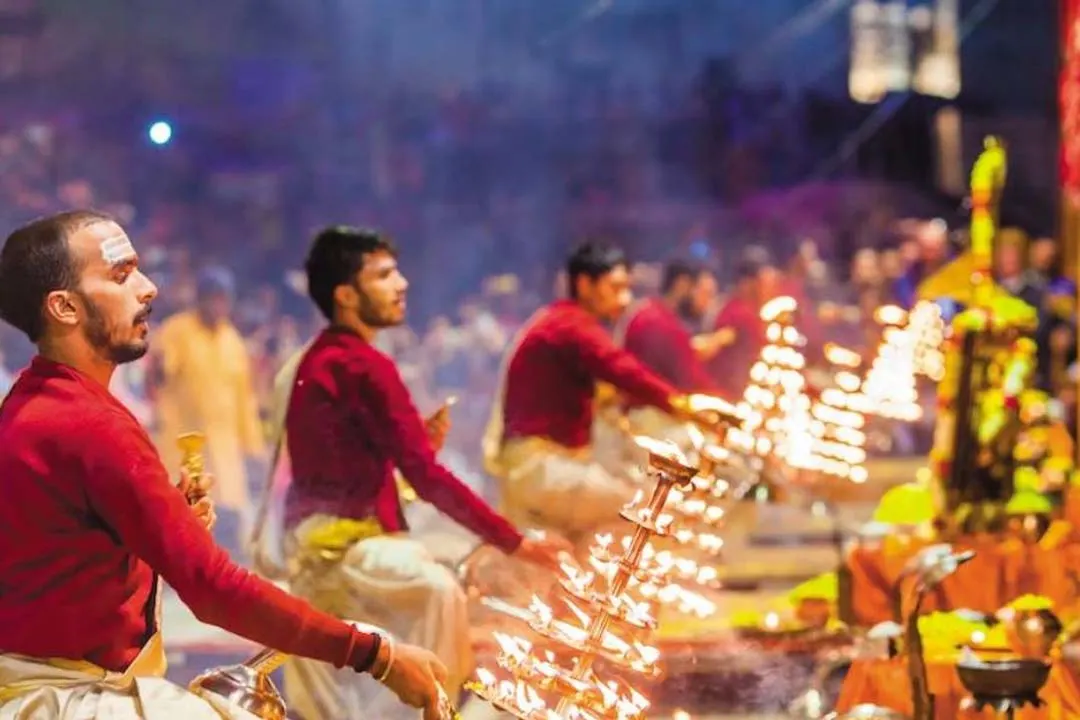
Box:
[259,350,477,719]
[494,437,638,547]
[0,634,257,720]
[624,406,697,450]
[590,405,698,479]
[589,409,637,477]
[282,519,471,720]
[479,309,641,547]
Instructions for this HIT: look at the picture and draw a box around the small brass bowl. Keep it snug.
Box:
[189,664,286,720]
[1003,608,1063,659]
[1006,512,1052,544]
[956,658,1050,707]
[795,598,833,629]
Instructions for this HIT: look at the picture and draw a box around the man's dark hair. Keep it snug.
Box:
[661,260,710,294]
[0,210,113,342]
[566,242,627,299]
[304,225,397,320]
[741,244,775,269]
[734,258,763,283]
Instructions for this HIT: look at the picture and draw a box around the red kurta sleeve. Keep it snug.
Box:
[357,354,524,554]
[81,412,379,672]
[712,300,765,342]
[625,308,715,393]
[677,343,718,393]
[708,298,766,399]
[568,319,677,410]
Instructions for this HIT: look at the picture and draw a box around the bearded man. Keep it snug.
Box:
[267,226,568,720]
[0,211,454,720]
[483,242,714,545]
[603,260,725,450]
[707,255,774,401]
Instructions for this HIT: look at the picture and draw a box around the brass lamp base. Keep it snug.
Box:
[189,649,288,720]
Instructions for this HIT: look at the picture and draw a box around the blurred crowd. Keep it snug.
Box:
[0,113,1076,557]
[0,101,1075,475]
[0,206,1074,455]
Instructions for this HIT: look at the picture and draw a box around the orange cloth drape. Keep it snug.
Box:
[837,657,1080,719]
[847,536,1080,626]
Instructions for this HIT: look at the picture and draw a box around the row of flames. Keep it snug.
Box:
[467,298,945,719]
[729,297,945,484]
[469,433,738,719]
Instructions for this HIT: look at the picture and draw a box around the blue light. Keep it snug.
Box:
[148,121,173,145]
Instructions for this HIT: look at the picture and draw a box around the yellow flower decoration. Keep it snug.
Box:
[299,517,385,551]
[1005,491,1053,516]
[1007,594,1054,612]
[788,572,839,604]
[918,612,990,659]
[1012,467,1042,494]
[873,482,935,525]
[1045,456,1075,473]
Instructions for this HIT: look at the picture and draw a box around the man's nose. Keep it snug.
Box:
[137,271,158,302]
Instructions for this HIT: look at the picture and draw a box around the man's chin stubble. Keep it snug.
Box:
[112,343,149,364]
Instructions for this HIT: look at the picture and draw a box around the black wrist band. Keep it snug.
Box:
[354,631,382,673]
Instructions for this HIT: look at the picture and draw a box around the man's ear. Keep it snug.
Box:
[333,283,358,311]
[44,290,79,328]
[571,274,587,300]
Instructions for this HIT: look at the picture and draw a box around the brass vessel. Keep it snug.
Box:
[956,658,1051,715]
[178,432,207,500]
[795,598,833,629]
[1003,608,1063,659]
[1006,511,1052,544]
[189,647,288,720]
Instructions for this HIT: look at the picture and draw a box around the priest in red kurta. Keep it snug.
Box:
[272,226,568,720]
[619,260,718,393]
[610,260,722,448]
[0,211,449,720]
[483,243,706,541]
[707,256,770,401]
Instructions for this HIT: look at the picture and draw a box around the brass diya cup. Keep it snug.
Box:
[1003,608,1064,659]
[1006,512,1052,543]
[795,598,833,629]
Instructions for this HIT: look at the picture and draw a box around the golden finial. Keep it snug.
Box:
[969,135,1008,308]
[178,432,206,490]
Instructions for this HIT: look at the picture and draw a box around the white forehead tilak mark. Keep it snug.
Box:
[100,234,136,264]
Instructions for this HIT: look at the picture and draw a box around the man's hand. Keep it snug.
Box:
[594,381,620,408]
[424,401,454,452]
[373,640,453,720]
[512,535,574,572]
[178,471,216,530]
[691,327,736,361]
[190,497,217,530]
[669,393,741,434]
[178,469,212,502]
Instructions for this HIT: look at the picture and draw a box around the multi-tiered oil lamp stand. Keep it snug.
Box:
[469,441,700,719]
